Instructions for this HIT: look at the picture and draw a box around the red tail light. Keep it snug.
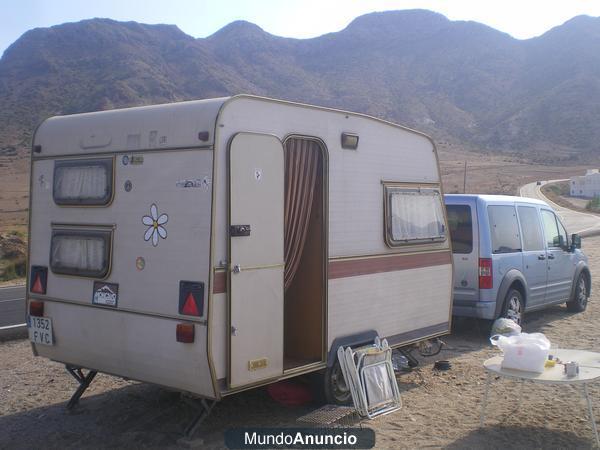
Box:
[176,323,195,343]
[29,300,44,317]
[479,258,493,289]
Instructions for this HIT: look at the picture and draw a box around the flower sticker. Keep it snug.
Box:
[142,203,168,247]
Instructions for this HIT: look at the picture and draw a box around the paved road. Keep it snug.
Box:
[0,285,26,329]
[520,179,600,237]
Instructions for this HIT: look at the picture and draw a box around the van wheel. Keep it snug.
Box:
[323,360,352,405]
[567,273,589,312]
[502,289,524,325]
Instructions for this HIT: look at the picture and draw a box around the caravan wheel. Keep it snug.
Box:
[324,361,352,405]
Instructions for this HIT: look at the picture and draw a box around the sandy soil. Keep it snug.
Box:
[1,236,599,449]
[0,150,29,232]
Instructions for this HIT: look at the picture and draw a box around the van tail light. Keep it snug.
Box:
[30,266,48,295]
[29,300,44,317]
[479,258,493,289]
[176,323,195,343]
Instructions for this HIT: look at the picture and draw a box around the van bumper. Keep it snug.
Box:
[452,299,496,320]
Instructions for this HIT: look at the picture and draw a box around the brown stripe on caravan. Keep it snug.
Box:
[213,270,227,294]
[328,250,451,280]
[213,250,451,293]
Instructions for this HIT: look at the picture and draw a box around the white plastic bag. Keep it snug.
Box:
[490,332,551,373]
[490,318,522,337]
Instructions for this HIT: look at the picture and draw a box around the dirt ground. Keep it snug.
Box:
[0,236,599,449]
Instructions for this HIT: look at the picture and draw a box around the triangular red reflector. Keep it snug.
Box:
[182,292,199,316]
[31,274,44,294]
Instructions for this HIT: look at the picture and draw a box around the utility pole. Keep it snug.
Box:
[463,161,467,193]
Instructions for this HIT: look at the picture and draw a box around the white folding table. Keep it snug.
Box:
[481,349,600,447]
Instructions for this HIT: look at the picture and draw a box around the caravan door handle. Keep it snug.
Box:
[538,254,546,260]
[548,254,555,260]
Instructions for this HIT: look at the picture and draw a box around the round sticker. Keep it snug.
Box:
[122,155,130,165]
[124,180,132,192]
[136,257,145,271]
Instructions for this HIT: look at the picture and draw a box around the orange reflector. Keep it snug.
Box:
[176,323,195,343]
[179,281,204,317]
[29,300,44,317]
[182,292,200,316]
[30,266,48,295]
[31,275,44,294]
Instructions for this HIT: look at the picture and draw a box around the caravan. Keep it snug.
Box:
[27,95,453,407]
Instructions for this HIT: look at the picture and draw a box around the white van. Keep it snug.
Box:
[27,95,453,412]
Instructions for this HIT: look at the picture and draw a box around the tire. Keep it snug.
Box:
[323,360,352,405]
[567,273,589,313]
[501,289,524,325]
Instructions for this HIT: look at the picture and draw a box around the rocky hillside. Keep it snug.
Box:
[2,10,600,161]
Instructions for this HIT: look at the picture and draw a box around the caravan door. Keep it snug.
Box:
[228,133,284,388]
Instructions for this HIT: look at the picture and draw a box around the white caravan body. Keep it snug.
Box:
[27,95,453,399]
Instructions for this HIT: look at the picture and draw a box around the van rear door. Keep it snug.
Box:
[446,201,478,304]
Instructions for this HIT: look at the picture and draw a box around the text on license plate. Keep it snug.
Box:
[29,316,54,346]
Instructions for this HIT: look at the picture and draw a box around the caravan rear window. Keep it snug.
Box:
[53,158,114,206]
[384,185,446,246]
[50,229,112,278]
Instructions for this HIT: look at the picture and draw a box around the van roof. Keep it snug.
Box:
[444,194,549,207]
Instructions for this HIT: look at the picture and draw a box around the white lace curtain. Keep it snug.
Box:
[390,191,445,241]
[284,138,320,290]
[54,165,108,200]
[52,235,106,271]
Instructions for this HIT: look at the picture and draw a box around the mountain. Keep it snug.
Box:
[1,10,600,162]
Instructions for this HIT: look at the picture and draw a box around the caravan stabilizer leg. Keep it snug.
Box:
[65,365,98,410]
[182,396,218,438]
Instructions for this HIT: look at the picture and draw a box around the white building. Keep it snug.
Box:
[571,169,600,198]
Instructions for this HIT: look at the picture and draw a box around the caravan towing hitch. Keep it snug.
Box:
[65,365,98,410]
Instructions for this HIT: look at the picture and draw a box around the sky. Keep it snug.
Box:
[3,0,600,56]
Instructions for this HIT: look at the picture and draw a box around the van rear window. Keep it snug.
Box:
[53,158,113,206]
[446,205,473,254]
[488,205,521,254]
[50,229,112,278]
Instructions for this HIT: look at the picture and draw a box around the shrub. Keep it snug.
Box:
[586,196,600,212]
[0,258,26,281]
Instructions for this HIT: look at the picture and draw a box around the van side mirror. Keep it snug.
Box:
[571,233,581,251]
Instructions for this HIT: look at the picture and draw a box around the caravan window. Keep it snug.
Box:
[384,185,446,246]
[53,158,114,206]
[50,229,112,278]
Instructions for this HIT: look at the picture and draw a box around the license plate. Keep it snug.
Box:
[28,316,54,346]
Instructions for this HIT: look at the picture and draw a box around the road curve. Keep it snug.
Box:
[520,180,600,237]
[0,285,26,330]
